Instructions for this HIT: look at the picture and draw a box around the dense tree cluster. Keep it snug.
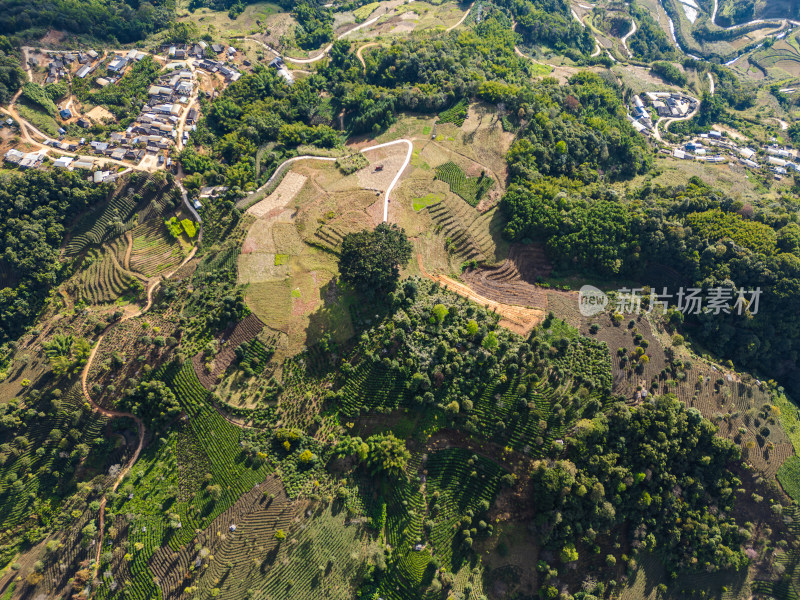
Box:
[185,67,341,190]
[0,38,25,105]
[0,0,174,42]
[334,433,411,479]
[627,1,677,62]
[72,56,162,126]
[0,171,109,344]
[533,397,747,576]
[120,380,180,430]
[503,174,800,391]
[338,224,413,299]
[506,72,652,182]
[650,61,687,87]
[501,182,636,274]
[292,1,334,50]
[507,0,594,57]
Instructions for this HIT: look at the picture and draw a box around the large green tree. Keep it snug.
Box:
[338,223,412,298]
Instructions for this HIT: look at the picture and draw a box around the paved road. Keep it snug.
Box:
[708,72,715,96]
[654,94,701,141]
[361,139,413,222]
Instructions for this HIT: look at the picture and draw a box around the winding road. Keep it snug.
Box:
[621,18,636,59]
[243,138,413,222]
[84,242,198,580]
[240,12,383,65]
[653,94,701,142]
[710,0,783,31]
[242,0,473,65]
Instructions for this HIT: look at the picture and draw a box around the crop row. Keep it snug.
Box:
[437,99,468,127]
[129,222,185,277]
[434,161,493,208]
[66,177,150,256]
[74,247,140,304]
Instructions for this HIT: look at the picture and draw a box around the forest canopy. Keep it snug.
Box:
[0,0,175,42]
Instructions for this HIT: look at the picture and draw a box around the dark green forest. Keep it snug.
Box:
[0,0,174,42]
[501,175,800,392]
[0,171,110,344]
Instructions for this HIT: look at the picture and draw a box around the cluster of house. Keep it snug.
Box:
[197,57,242,83]
[267,57,294,84]
[91,50,149,88]
[85,67,199,158]
[761,145,800,179]
[160,41,239,62]
[3,147,119,182]
[41,50,100,84]
[702,135,800,180]
[671,145,726,163]
[627,92,698,136]
[667,130,800,180]
[3,149,45,169]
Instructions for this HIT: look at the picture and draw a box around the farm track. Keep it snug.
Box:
[124,231,134,270]
[446,1,474,32]
[243,0,471,68]
[239,11,383,65]
[356,42,381,72]
[83,243,198,584]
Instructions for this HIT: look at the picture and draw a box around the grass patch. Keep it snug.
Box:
[530,62,553,76]
[274,253,289,266]
[291,288,301,298]
[412,193,442,211]
[422,126,431,135]
[335,152,369,175]
[434,161,493,207]
[16,103,59,137]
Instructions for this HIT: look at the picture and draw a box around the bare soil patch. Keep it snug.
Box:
[247,171,307,218]
[461,244,552,308]
[85,106,115,123]
[418,255,544,335]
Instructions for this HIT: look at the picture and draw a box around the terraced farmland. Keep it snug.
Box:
[129,221,187,277]
[425,196,504,263]
[70,240,143,305]
[66,175,165,257]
